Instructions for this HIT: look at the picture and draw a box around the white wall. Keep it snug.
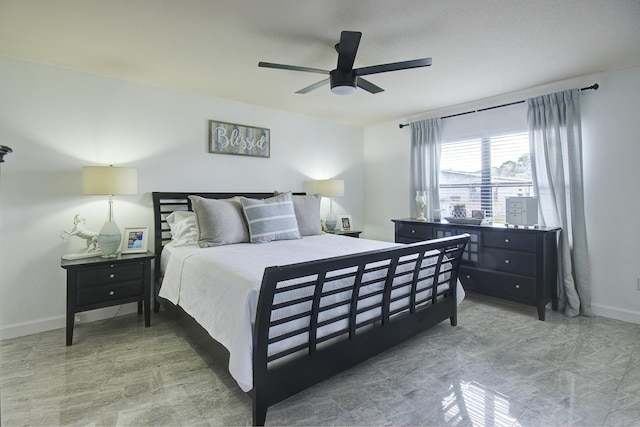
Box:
[2,55,639,339]
[0,56,364,339]
[363,67,640,324]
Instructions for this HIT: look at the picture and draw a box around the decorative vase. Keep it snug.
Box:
[415,191,427,221]
[452,206,467,218]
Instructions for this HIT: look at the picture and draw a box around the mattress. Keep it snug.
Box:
[159,233,465,392]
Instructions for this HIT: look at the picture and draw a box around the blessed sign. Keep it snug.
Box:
[208,120,270,158]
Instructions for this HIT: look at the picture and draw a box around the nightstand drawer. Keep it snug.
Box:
[483,231,536,252]
[396,222,430,240]
[482,249,536,276]
[76,280,143,306]
[76,263,143,287]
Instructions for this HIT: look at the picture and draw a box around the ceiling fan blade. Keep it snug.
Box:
[355,58,432,76]
[258,62,329,75]
[295,78,330,94]
[356,77,384,94]
[336,31,362,71]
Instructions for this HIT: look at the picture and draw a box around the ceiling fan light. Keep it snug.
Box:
[329,69,357,95]
[331,84,357,95]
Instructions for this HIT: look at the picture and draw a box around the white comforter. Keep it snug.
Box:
[159,233,464,392]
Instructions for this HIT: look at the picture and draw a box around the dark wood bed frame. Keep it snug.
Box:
[152,192,470,425]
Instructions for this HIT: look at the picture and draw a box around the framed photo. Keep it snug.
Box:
[471,210,485,219]
[338,215,352,231]
[121,227,149,254]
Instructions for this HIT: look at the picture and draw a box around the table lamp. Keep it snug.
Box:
[82,165,137,257]
[315,179,344,231]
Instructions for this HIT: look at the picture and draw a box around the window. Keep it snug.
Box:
[439,132,533,223]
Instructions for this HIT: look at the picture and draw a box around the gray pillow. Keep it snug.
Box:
[189,195,249,247]
[292,194,322,236]
[240,192,301,243]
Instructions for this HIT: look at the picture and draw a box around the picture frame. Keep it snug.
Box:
[121,227,149,254]
[338,215,352,231]
[208,120,270,158]
[471,210,485,219]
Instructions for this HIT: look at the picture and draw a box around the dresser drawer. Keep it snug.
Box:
[459,268,536,302]
[76,280,143,306]
[76,263,144,287]
[482,248,536,276]
[396,222,430,241]
[483,231,536,252]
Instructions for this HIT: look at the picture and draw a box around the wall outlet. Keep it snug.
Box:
[75,314,80,323]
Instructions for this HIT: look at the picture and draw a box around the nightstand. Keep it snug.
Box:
[327,230,362,238]
[61,251,154,345]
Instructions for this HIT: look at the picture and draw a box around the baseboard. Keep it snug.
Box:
[591,303,640,325]
[0,315,66,340]
[0,303,139,340]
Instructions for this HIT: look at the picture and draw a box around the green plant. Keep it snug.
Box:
[453,203,466,208]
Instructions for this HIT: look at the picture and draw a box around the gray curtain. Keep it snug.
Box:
[410,118,442,218]
[527,89,592,317]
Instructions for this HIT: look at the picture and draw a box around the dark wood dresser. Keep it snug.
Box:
[393,219,560,320]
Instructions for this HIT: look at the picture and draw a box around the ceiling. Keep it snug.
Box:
[1,0,639,127]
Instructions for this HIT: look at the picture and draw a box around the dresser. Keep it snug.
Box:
[61,252,154,345]
[393,219,560,320]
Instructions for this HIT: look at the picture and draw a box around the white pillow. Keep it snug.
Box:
[189,195,250,247]
[292,194,322,236]
[166,211,198,246]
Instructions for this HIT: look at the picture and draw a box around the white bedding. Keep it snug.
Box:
[159,233,465,392]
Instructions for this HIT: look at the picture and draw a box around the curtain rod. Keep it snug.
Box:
[398,83,599,129]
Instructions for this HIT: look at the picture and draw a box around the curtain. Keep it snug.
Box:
[527,90,592,317]
[410,118,442,218]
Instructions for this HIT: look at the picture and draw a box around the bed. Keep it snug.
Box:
[152,191,470,425]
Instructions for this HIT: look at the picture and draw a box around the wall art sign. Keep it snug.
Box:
[208,120,270,158]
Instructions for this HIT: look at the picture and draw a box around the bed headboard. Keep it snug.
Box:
[152,191,307,260]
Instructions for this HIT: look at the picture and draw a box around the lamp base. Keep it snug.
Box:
[97,220,121,258]
[325,210,338,231]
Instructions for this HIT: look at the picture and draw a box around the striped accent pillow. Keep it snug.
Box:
[240,192,301,243]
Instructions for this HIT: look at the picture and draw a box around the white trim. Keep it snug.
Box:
[0,304,139,340]
[591,303,640,325]
[0,315,65,340]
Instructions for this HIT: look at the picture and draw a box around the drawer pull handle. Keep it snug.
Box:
[505,259,510,264]
[466,275,471,279]
[515,284,520,289]
[411,230,415,234]
[505,239,510,243]
[109,290,115,296]
[109,273,115,279]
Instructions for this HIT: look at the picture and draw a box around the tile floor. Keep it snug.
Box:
[1,295,639,426]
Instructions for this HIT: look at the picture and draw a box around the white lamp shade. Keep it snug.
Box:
[315,179,345,197]
[82,166,138,195]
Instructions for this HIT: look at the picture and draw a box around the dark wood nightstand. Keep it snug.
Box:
[61,251,154,345]
[327,230,362,238]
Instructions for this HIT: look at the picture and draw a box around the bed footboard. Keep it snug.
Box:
[251,234,470,425]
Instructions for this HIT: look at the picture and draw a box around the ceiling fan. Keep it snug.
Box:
[258,30,432,95]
